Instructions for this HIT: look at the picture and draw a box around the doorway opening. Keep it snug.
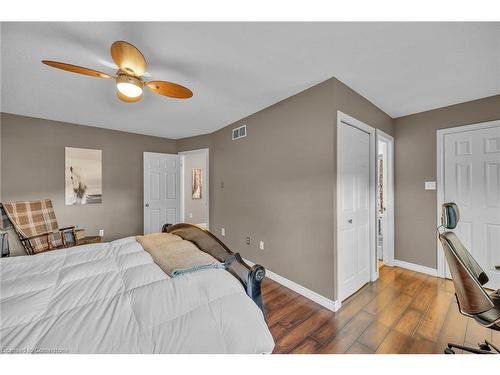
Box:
[179,148,209,229]
[376,130,395,270]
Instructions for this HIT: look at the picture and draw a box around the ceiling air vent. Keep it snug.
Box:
[232,125,247,140]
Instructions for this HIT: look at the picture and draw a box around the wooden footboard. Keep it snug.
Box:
[162,223,266,314]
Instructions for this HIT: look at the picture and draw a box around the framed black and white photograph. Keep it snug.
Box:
[65,147,102,205]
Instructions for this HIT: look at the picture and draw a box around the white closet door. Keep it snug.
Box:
[444,125,500,289]
[338,122,371,301]
[143,152,180,234]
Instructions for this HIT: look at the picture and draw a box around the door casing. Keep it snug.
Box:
[376,129,395,267]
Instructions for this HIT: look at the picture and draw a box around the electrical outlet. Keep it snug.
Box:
[189,213,193,219]
[245,236,250,245]
[221,228,225,236]
[259,241,264,250]
[99,229,104,237]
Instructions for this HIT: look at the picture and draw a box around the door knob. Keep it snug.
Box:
[145,203,149,207]
[348,219,353,224]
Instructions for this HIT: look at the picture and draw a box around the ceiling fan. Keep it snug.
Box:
[42,41,193,103]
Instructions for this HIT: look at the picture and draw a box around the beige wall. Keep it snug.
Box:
[332,79,394,136]
[1,113,177,241]
[178,77,393,300]
[394,95,500,268]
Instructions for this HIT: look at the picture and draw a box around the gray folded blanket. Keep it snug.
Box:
[136,232,223,277]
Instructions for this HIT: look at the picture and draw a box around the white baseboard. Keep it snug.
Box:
[393,259,438,277]
[243,258,341,312]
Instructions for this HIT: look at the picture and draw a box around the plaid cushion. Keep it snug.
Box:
[2,199,62,254]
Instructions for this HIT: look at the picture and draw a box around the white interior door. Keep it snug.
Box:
[143,152,180,234]
[338,121,371,301]
[443,125,500,289]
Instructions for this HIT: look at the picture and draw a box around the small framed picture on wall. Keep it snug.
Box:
[192,168,202,200]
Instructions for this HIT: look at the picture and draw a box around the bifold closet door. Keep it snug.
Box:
[338,121,371,301]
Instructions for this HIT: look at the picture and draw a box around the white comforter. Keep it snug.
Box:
[0,237,274,353]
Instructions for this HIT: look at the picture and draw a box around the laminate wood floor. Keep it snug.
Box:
[264,266,500,354]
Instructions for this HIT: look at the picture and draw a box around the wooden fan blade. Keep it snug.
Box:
[42,60,112,78]
[116,90,143,103]
[146,81,193,99]
[110,41,147,76]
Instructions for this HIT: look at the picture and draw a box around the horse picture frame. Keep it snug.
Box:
[65,147,102,205]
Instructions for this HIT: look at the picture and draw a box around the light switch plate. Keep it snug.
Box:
[221,228,225,236]
[259,241,264,250]
[425,181,436,190]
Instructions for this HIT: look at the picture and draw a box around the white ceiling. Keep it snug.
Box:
[1,22,499,139]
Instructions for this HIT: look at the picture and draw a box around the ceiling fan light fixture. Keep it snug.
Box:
[42,40,193,103]
[116,74,143,98]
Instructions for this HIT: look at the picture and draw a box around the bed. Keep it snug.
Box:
[0,224,274,354]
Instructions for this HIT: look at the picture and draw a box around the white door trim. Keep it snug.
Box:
[336,111,377,301]
[178,148,210,229]
[436,119,500,278]
[376,129,395,267]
